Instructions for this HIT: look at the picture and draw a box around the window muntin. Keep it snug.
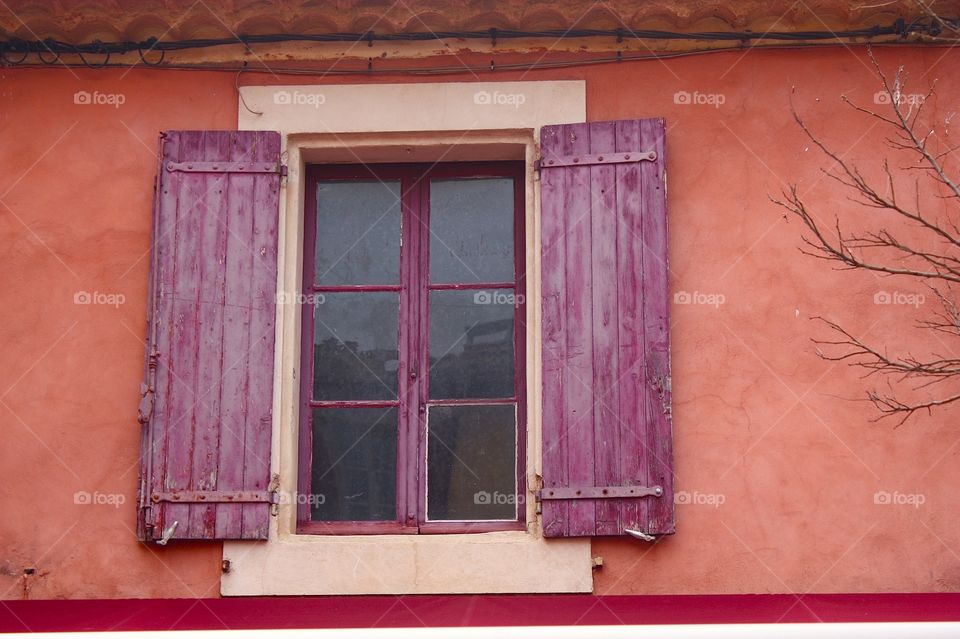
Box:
[299,162,526,534]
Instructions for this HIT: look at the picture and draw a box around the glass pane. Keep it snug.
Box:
[427,404,517,521]
[311,407,397,521]
[315,180,401,285]
[314,292,399,400]
[429,289,515,399]
[429,178,515,284]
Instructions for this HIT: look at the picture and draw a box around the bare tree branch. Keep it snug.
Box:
[774,46,960,423]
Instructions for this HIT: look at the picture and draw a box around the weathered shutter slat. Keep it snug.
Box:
[138,130,281,542]
[589,121,621,537]
[563,122,595,538]
[639,118,674,534]
[242,132,281,539]
[539,118,674,538]
[216,131,257,539]
[614,119,644,535]
[540,125,569,538]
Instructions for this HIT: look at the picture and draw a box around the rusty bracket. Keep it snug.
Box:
[137,383,153,425]
[165,161,286,175]
[151,490,278,504]
[536,151,656,171]
[537,485,663,500]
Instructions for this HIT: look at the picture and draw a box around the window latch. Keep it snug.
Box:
[624,528,656,542]
[156,520,179,545]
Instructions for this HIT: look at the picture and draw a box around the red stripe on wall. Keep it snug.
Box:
[2,594,960,632]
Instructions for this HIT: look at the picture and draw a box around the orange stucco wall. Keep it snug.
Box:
[2,46,958,598]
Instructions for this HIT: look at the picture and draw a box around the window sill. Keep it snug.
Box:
[222,531,592,595]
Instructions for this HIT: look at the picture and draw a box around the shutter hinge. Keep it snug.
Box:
[165,161,286,175]
[150,490,279,504]
[537,485,663,500]
[536,151,657,171]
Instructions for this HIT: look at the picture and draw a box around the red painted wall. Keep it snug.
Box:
[1,46,958,598]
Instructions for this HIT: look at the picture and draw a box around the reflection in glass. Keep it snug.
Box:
[430,178,514,283]
[315,180,401,285]
[427,404,517,520]
[429,289,515,399]
[314,292,399,400]
[311,407,397,521]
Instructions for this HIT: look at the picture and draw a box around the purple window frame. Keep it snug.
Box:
[297,161,527,535]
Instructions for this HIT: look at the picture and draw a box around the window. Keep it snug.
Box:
[297,162,526,534]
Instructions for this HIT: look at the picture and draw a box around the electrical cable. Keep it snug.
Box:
[0,16,956,62]
[4,41,959,77]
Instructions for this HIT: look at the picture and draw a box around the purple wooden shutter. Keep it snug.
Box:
[137,130,282,542]
[539,119,674,538]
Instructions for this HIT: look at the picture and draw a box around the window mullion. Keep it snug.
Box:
[414,174,431,529]
[400,172,426,528]
[397,173,411,528]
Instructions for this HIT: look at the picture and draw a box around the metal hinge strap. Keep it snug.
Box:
[537,485,663,500]
[151,490,278,504]
[536,151,657,171]
[165,161,285,174]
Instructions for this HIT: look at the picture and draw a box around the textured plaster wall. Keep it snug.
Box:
[0,69,236,598]
[1,45,958,598]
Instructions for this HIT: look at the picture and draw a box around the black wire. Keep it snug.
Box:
[138,39,166,67]
[0,47,28,64]
[5,41,958,76]
[76,40,111,68]
[0,18,956,57]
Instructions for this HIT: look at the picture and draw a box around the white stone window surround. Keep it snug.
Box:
[223,81,591,596]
